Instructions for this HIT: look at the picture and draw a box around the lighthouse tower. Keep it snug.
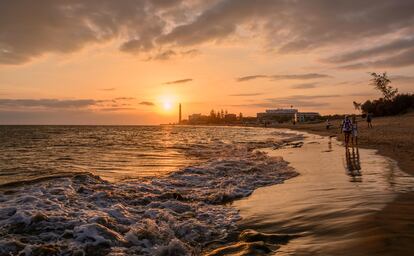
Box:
[178,103,182,124]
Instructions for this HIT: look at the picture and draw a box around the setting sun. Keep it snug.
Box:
[163,101,172,111]
[158,93,179,114]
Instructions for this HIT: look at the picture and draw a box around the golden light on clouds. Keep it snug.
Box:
[0,1,413,124]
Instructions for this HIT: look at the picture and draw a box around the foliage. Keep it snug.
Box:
[353,101,362,111]
[361,93,414,116]
[357,72,413,117]
[370,72,398,101]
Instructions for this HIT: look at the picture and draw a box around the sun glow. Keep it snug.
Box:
[163,101,172,111]
[158,93,179,114]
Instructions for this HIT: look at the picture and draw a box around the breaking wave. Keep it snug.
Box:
[0,127,305,255]
[0,148,298,255]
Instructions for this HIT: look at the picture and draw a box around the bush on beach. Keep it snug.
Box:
[358,72,414,117]
[361,93,414,117]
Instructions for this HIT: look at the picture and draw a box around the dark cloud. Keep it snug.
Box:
[0,99,96,108]
[237,75,268,82]
[164,78,193,84]
[291,83,318,89]
[326,37,414,63]
[0,0,179,64]
[237,73,330,82]
[1,1,414,66]
[153,50,177,60]
[228,93,263,96]
[99,107,136,112]
[0,97,151,110]
[0,0,414,68]
[150,0,183,9]
[232,94,340,108]
[181,49,200,57]
[114,97,135,101]
[150,49,200,60]
[272,94,341,100]
[159,1,414,54]
[139,101,155,106]
[271,74,330,80]
[0,110,156,125]
[339,48,414,69]
[250,101,329,108]
[326,37,414,69]
[100,88,116,91]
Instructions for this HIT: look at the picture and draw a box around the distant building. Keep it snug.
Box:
[257,108,298,123]
[297,112,320,122]
[257,108,320,123]
[264,109,298,115]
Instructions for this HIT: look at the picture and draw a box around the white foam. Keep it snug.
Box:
[0,139,298,255]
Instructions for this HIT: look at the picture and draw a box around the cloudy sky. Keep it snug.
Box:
[1,0,413,124]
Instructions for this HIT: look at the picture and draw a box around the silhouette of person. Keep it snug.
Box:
[341,115,352,147]
[367,113,373,128]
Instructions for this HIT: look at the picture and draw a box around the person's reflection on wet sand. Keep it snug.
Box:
[327,136,333,152]
[345,146,362,182]
[322,135,334,152]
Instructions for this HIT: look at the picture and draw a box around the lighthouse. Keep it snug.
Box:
[178,103,182,124]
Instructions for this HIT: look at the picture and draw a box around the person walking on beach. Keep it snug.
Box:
[366,113,373,128]
[326,119,332,130]
[351,116,358,145]
[341,115,352,147]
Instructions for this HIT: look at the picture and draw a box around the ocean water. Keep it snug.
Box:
[0,125,298,185]
[0,125,301,255]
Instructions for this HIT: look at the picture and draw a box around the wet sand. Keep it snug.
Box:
[233,132,414,255]
[275,112,414,176]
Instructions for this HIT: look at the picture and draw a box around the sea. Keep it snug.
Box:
[0,125,301,255]
[2,125,413,255]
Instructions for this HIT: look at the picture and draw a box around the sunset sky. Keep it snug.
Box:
[1,0,414,124]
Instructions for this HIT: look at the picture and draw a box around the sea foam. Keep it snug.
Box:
[0,136,300,255]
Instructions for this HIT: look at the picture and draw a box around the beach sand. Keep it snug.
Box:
[275,112,414,175]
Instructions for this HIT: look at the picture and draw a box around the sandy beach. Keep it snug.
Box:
[275,112,414,175]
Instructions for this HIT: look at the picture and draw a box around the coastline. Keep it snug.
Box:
[174,112,414,175]
[265,112,414,176]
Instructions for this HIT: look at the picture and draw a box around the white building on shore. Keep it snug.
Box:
[257,108,320,123]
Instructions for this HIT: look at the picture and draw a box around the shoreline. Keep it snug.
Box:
[175,113,414,176]
[271,112,414,176]
[234,131,414,255]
